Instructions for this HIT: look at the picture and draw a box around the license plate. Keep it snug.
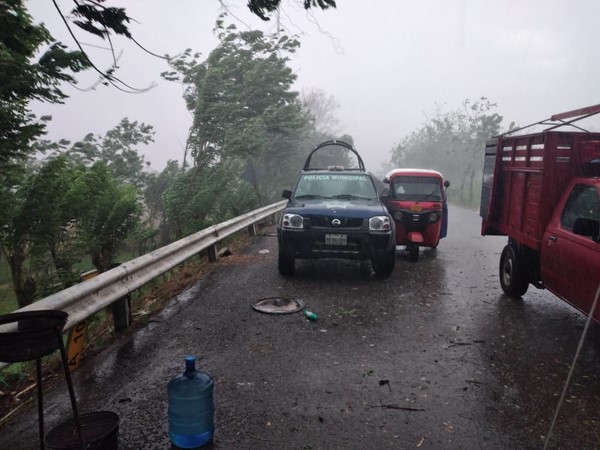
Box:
[325,234,347,245]
[410,204,423,212]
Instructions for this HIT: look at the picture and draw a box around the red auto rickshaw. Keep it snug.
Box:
[382,169,450,261]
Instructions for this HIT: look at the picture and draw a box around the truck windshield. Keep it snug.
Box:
[294,173,376,200]
[391,176,442,201]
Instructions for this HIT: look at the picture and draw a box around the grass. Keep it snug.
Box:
[0,289,17,316]
[0,254,15,315]
[0,254,10,286]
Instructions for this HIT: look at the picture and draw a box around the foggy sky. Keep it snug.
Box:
[27,0,600,176]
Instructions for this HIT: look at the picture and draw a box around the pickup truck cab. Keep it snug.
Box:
[540,178,600,321]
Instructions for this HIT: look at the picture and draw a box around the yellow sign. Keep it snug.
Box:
[67,321,88,372]
[67,268,99,372]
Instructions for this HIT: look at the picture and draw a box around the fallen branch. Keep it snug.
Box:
[369,404,425,412]
[248,434,286,442]
[0,398,30,426]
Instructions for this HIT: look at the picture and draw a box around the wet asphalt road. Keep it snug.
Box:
[1,204,599,450]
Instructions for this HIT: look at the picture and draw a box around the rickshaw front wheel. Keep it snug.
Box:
[407,244,419,262]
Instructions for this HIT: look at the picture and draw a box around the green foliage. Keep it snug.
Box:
[248,0,337,21]
[134,227,160,256]
[161,18,316,234]
[163,162,255,238]
[74,163,143,272]
[389,98,504,206]
[71,3,132,39]
[0,1,89,170]
[22,156,84,288]
[164,20,305,168]
[0,285,17,315]
[0,165,39,307]
[0,156,144,306]
[144,160,180,227]
[66,118,155,188]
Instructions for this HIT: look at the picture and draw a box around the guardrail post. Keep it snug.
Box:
[208,244,218,262]
[110,263,132,332]
[112,293,132,332]
[248,224,256,236]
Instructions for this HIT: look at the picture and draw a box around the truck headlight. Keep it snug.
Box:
[369,216,391,231]
[282,213,304,229]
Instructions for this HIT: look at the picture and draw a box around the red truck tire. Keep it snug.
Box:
[499,245,529,297]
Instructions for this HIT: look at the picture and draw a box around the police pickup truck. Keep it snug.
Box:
[277,140,396,276]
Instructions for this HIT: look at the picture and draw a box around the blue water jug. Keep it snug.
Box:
[168,355,215,448]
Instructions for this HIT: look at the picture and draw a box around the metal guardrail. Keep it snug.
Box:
[0,200,286,369]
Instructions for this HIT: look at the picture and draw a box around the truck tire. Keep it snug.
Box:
[372,246,396,277]
[278,248,295,276]
[499,245,529,297]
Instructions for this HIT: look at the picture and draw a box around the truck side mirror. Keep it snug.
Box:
[444,180,450,189]
[282,189,292,199]
[572,217,600,242]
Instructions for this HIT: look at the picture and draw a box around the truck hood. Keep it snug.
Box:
[286,198,389,218]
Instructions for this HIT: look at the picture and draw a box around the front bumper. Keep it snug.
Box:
[278,227,394,260]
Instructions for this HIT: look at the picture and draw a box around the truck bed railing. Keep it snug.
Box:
[499,103,600,137]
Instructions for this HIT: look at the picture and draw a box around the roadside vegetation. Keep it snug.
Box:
[388,98,513,209]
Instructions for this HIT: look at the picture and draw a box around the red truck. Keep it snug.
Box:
[480,104,600,323]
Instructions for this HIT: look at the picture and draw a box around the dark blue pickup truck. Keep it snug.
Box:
[277,140,396,276]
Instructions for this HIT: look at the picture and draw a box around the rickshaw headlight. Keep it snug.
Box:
[369,216,391,231]
[282,213,304,229]
[427,212,440,223]
[393,211,403,221]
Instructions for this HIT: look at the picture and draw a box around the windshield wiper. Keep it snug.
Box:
[416,190,439,204]
[294,194,324,199]
[331,194,373,200]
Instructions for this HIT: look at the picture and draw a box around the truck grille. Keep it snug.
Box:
[309,217,363,228]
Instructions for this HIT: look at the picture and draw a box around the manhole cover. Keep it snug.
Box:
[252,297,305,314]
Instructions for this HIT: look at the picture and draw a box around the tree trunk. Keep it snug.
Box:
[50,246,76,288]
[8,248,35,308]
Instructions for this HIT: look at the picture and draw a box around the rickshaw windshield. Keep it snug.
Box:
[391,176,442,201]
[294,173,377,200]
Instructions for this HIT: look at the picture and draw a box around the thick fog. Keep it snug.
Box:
[27,0,600,174]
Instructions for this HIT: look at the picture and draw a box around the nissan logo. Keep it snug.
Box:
[331,218,341,227]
